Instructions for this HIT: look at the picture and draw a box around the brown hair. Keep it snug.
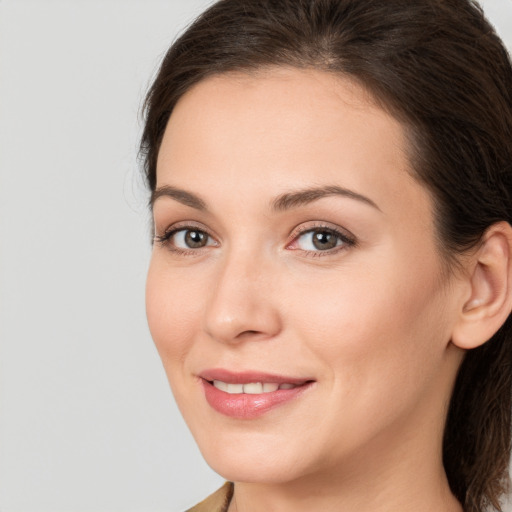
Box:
[140,1,512,510]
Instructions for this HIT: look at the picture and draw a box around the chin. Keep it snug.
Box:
[206,454,305,484]
[193,428,312,484]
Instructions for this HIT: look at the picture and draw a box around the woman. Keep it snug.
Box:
[140,0,512,511]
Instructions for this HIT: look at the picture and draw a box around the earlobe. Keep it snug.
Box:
[451,221,512,350]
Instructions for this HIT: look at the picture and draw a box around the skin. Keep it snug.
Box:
[146,68,468,512]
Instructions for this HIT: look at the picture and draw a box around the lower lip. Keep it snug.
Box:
[202,380,313,419]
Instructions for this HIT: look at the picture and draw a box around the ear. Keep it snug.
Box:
[451,221,512,350]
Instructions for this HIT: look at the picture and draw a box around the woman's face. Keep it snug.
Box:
[146,68,465,484]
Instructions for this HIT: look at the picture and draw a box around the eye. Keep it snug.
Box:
[297,229,342,251]
[154,226,217,252]
[289,226,355,253]
[173,228,210,249]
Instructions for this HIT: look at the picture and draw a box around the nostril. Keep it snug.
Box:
[236,329,264,339]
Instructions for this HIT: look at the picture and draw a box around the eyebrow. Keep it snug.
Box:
[271,185,380,212]
[151,185,207,211]
[150,184,380,212]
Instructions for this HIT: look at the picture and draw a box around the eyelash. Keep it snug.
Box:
[154,223,217,256]
[154,223,356,257]
[288,224,356,257]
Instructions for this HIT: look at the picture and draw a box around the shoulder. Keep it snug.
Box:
[185,482,234,512]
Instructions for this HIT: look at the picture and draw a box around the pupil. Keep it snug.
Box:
[185,230,206,248]
[313,230,337,250]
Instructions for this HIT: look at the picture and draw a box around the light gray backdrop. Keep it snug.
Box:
[0,1,511,511]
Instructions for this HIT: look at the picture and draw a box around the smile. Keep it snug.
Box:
[200,370,314,419]
[212,381,299,394]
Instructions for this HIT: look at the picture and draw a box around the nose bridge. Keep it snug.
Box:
[203,244,280,343]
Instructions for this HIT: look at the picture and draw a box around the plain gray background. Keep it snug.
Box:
[0,1,511,511]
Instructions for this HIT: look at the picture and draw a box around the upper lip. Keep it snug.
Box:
[199,368,314,385]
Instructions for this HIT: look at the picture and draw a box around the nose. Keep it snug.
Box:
[203,250,282,344]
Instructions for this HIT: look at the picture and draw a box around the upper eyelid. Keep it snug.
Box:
[289,221,356,241]
[157,220,215,237]
[157,220,351,234]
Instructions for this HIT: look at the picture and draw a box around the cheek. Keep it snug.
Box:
[145,257,204,367]
[285,250,450,398]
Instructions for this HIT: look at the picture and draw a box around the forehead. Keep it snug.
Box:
[156,67,429,223]
[162,68,396,157]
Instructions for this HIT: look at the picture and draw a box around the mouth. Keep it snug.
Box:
[199,369,315,419]
[210,380,303,394]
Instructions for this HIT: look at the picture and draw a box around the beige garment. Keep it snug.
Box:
[186,482,234,512]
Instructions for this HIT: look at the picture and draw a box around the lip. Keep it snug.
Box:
[199,369,315,419]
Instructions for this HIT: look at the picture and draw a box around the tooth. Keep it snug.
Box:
[212,381,292,394]
[226,383,244,394]
[213,380,228,392]
[243,382,263,394]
